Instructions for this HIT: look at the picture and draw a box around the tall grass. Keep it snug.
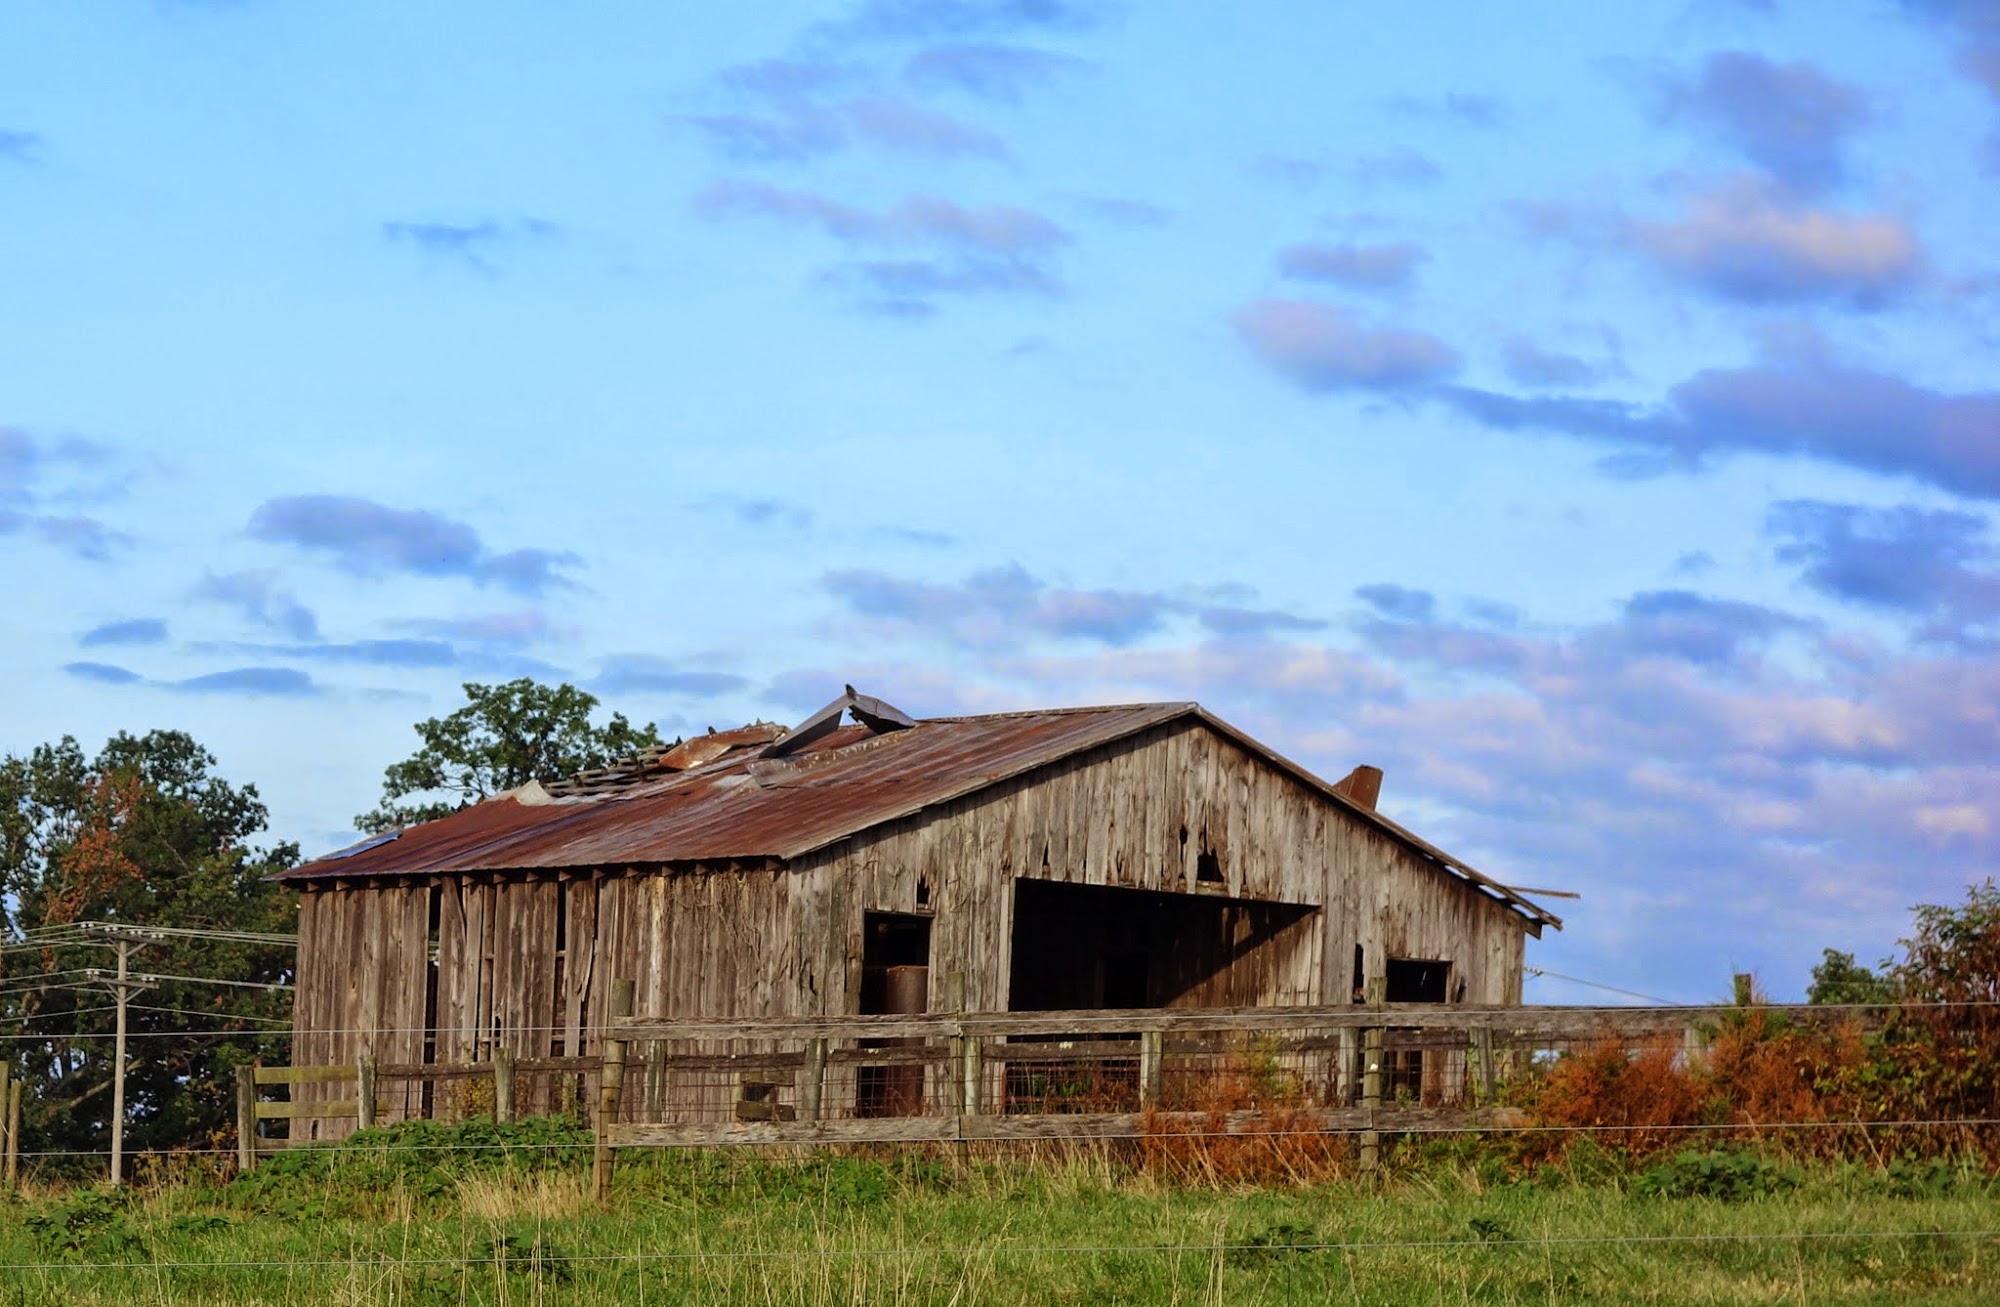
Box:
[1,1119,1997,1305]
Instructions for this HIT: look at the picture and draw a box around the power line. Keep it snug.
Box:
[1524,966,1675,1005]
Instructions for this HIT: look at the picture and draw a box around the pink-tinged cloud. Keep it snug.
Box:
[696,180,1069,254]
[1277,240,1426,290]
[1630,177,1918,305]
[1233,299,1461,391]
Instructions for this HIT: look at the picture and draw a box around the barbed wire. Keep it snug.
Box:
[2,1227,1996,1274]
[8,1115,2000,1161]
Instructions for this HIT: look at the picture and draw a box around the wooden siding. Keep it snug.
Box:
[291,717,1533,1124]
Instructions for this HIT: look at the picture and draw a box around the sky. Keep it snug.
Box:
[3,0,1997,1005]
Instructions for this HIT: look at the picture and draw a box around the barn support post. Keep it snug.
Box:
[0,1065,8,1178]
[593,978,635,1204]
[800,1038,828,1123]
[235,1065,256,1173]
[1138,1030,1163,1108]
[1360,976,1385,1174]
[643,1043,665,1124]
[357,1058,378,1131]
[493,1049,516,1124]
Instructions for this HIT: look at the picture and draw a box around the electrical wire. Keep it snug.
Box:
[1523,967,1675,1005]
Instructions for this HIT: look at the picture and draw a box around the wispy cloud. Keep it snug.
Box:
[192,569,320,639]
[1501,336,1624,388]
[0,129,42,164]
[396,609,573,647]
[1629,176,1918,306]
[1233,299,1461,392]
[247,494,582,595]
[381,218,558,272]
[1661,52,1868,194]
[1277,240,1426,291]
[822,564,1323,649]
[1381,92,1504,128]
[687,94,1007,163]
[593,655,751,698]
[61,661,321,697]
[697,180,1071,310]
[0,428,126,559]
[79,618,168,648]
[1769,499,2000,635]
[816,0,1106,43]
[903,42,1090,102]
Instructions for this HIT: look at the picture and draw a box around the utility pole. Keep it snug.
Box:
[111,938,130,1188]
[82,933,153,1188]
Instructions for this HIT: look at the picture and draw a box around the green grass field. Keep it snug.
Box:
[1,1122,1996,1305]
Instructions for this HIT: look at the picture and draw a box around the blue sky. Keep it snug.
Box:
[4,0,1998,1003]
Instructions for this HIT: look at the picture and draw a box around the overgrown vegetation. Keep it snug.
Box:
[1,1121,1997,1305]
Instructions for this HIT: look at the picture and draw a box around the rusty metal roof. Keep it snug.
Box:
[279,698,1559,930]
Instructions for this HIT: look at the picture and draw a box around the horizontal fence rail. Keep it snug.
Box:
[589,996,1897,1196]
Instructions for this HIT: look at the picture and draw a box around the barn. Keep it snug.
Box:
[277,687,1559,1126]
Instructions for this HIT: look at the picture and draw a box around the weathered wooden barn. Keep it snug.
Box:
[278,688,1558,1128]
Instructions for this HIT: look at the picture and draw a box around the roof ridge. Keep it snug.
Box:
[924,701,1197,723]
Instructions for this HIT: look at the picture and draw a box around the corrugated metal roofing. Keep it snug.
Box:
[280,699,1559,929]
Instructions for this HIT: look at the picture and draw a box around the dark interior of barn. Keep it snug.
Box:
[1005,878,1317,1011]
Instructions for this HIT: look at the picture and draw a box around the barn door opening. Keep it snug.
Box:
[857,912,931,1117]
[1007,879,1316,1012]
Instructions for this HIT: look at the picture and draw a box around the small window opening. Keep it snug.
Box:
[1385,958,1451,1004]
[915,876,931,907]
[1352,945,1365,1003]
[1195,849,1224,884]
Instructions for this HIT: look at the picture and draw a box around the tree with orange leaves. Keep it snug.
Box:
[1,730,297,1167]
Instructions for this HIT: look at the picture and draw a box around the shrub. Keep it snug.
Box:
[1635,1146,1801,1201]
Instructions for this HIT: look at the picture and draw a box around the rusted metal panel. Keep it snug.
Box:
[281,704,1189,877]
[278,700,1558,933]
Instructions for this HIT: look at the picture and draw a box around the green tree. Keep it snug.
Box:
[356,679,665,832]
[0,731,297,1167]
[1806,949,1899,1006]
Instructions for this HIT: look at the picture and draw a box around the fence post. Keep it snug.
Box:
[1732,973,1754,1008]
[4,1079,20,1184]
[357,1058,378,1131]
[594,978,635,1204]
[1360,976,1385,1174]
[800,1038,827,1123]
[493,1048,516,1125]
[0,1064,8,1181]
[1138,1029,1163,1108]
[236,1065,257,1173]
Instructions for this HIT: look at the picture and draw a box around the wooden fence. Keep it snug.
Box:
[245,988,1885,1198]
[235,1051,603,1168]
[591,989,1879,1197]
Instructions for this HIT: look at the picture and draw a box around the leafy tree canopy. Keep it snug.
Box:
[1806,949,1900,1006]
[356,679,666,833]
[0,730,297,1165]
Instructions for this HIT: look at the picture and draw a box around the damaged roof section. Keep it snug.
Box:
[280,686,1560,930]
